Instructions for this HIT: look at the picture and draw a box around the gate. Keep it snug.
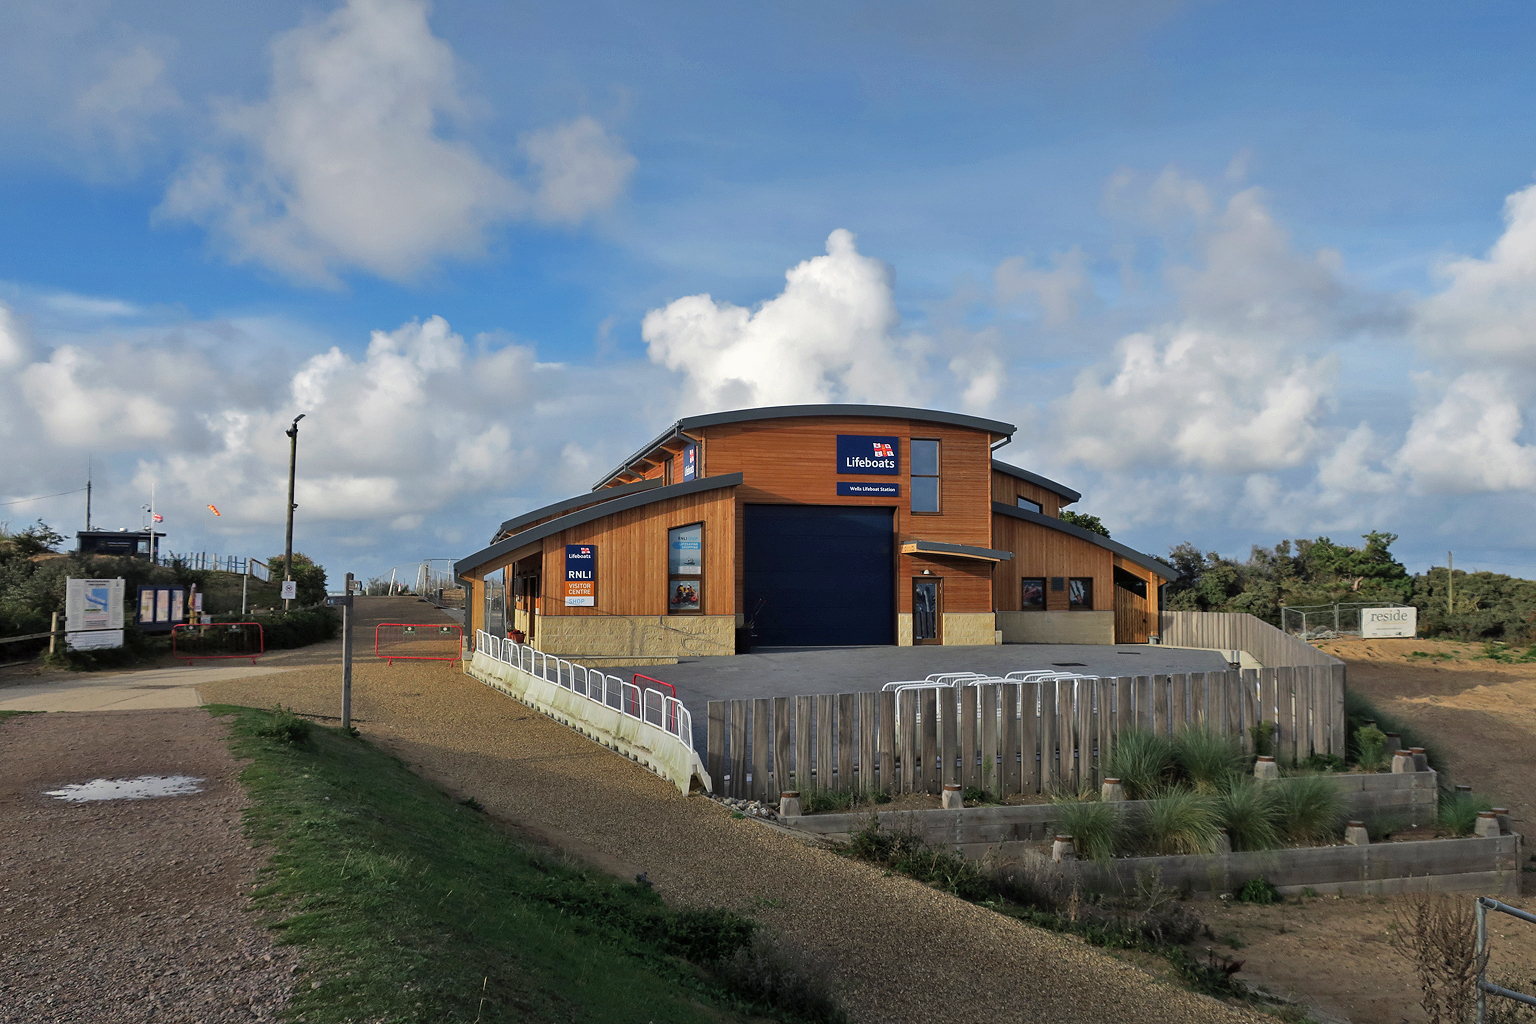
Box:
[172,622,264,665]
[375,622,463,665]
[1477,896,1536,1022]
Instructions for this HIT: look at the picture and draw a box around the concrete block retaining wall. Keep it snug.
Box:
[467,649,710,794]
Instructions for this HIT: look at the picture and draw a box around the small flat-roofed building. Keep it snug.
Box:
[76,529,163,559]
[454,405,1176,659]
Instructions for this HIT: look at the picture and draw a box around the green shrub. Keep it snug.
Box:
[1274,774,1344,845]
[1354,724,1388,771]
[1214,779,1281,852]
[1136,791,1222,856]
[1437,791,1493,837]
[252,704,312,745]
[1343,690,1444,775]
[1248,722,1275,758]
[1298,752,1344,773]
[799,789,855,815]
[1104,729,1177,800]
[217,606,339,650]
[1172,727,1244,793]
[1236,877,1280,905]
[963,786,993,804]
[1051,799,1126,861]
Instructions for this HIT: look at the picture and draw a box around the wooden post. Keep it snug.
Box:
[1039,678,1058,793]
[707,701,726,793]
[1000,683,1020,797]
[773,696,791,796]
[980,684,999,796]
[960,686,979,791]
[858,692,877,792]
[795,695,814,792]
[898,689,918,793]
[729,700,749,798]
[921,688,939,795]
[939,688,959,787]
[752,697,771,800]
[816,695,835,791]
[49,611,59,655]
[837,693,856,790]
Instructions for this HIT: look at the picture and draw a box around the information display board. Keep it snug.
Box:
[66,577,125,650]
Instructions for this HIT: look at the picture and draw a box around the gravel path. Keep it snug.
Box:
[199,596,1269,1024]
[0,709,299,1023]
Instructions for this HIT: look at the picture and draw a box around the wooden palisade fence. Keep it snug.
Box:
[706,665,1345,800]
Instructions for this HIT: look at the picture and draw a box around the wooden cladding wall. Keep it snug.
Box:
[898,551,993,614]
[990,470,1063,517]
[990,513,1113,613]
[706,665,1346,798]
[538,488,737,617]
[1160,611,1343,669]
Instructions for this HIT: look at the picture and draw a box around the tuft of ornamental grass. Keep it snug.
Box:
[1213,778,1281,852]
[1172,727,1245,793]
[1274,773,1345,846]
[1051,798,1127,861]
[1104,729,1177,801]
[1437,791,1493,837]
[1136,791,1222,856]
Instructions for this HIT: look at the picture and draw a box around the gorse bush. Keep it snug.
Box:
[1136,791,1222,856]
[1172,727,1244,793]
[1104,730,1176,800]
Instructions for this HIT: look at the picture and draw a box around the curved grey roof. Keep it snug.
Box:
[492,477,662,543]
[594,404,1017,490]
[456,473,744,577]
[991,502,1177,580]
[990,460,1081,504]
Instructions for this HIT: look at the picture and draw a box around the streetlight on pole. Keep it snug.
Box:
[284,414,305,610]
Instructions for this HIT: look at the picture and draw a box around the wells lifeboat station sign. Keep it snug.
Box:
[564,544,596,606]
[836,434,900,496]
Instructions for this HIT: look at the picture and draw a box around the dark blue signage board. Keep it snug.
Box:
[837,482,899,497]
[682,443,697,481]
[835,435,900,475]
[564,544,595,606]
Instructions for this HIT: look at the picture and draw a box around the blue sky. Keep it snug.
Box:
[4,0,1536,583]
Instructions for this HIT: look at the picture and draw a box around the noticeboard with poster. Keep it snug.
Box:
[65,577,125,650]
[1361,606,1417,639]
[668,580,701,612]
[137,585,188,633]
[668,524,702,575]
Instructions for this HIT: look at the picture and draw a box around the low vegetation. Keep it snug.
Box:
[213,704,843,1024]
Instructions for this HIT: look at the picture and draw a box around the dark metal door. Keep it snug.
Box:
[743,504,895,647]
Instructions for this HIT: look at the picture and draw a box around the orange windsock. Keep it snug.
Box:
[207,504,221,516]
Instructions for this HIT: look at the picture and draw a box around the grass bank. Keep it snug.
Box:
[212,704,843,1024]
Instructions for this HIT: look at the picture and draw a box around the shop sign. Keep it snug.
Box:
[682,443,697,481]
[836,435,900,475]
[564,544,596,606]
[837,482,899,496]
[1361,606,1416,638]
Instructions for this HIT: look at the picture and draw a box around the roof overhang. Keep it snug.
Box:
[594,404,1017,490]
[492,477,663,543]
[990,460,1082,504]
[901,539,1014,562]
[456,473,744,578]
[991,502,1177,581]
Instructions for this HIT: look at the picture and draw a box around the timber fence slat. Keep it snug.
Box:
[939,687,959,787]
[1040,679,1059,793]
[878,691,896,793]
[707,701,725,794]
[752,697,771,800]
[1076,681,1093,788]
[1020,682,1039,795]
[1331,663,1346,757]
[921,688,939,795]
[772,696,791,795]
[837,693,856,789]
[795,696,814,792]
[858,691,877,792]
[729,700,748,798]
[1095,678,1112,787]
[898,689,917,793]
[1152,674,1169,736]
[961,686,979,791]
[816,695,834,790]
[1000,683,1019,798]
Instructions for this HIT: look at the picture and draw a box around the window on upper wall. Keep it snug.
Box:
[1069,577,1093,610]
[1021,577,1046,610]
[1016,496,1042,513]
[667,523,703,614]
[911,439,940,513]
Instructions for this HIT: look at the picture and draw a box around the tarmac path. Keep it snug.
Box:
[198,596,1268,1024]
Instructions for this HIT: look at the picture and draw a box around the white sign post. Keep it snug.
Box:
[280,580,298,601]
[65,578,125,651]
[1361,606,1417,639]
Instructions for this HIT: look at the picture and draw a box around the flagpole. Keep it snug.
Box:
[150,481,156,563]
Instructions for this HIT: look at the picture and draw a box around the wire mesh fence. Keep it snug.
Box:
[1279,602,1414,640]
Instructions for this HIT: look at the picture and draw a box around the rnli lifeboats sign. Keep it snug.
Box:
[836,435,900,475]
[564,544,596,606]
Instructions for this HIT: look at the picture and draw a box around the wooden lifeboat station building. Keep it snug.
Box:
[455,405,1177,660]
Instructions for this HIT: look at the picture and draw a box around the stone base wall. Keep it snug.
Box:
[996,610,1114,644]
[942,612,999,646]
[533,614,735,659]
[897,613,912,646]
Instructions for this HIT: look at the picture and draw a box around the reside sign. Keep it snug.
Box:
[835,435,900,475]
[564,544,596,607]
[1361,606,1417,639]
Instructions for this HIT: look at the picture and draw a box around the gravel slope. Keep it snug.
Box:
[201,596,1270,1024]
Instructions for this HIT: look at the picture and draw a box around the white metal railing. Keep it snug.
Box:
[474,630,692,743]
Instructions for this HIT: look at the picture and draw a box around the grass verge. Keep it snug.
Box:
[0,709,42,721]
[210,703,844,1024]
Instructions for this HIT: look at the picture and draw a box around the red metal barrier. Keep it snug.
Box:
[375,622,464,666]
[631,672,676,698]
[172,622,264,665]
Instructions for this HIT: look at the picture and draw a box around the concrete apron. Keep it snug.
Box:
[0,665,294,713]
[467,651,710,795]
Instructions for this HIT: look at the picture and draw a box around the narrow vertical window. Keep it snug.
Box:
[1021,578,1046,610]
[1069,577,1093,610]
[910,439,940,513]
[668,523,704,613]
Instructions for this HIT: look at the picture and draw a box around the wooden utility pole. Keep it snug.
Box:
[283,414,305,609]
[1447,551,1454,616]
[341,572,353,732]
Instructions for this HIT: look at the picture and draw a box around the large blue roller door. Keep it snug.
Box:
[743,504,894,647]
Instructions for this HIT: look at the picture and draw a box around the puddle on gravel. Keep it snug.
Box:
[44,775,206,802]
